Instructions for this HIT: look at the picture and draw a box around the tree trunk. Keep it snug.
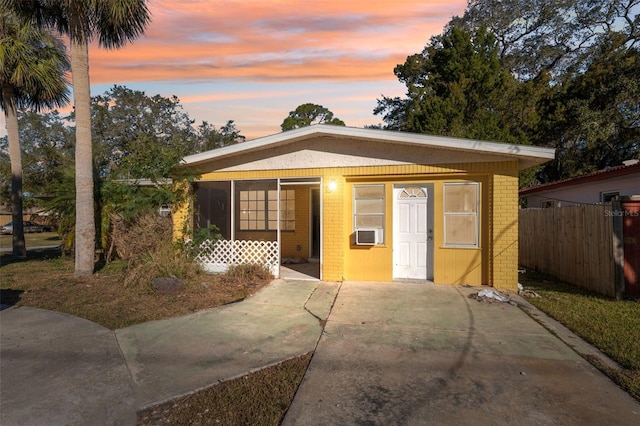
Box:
[70,36,95,276]
[3,83,26,258]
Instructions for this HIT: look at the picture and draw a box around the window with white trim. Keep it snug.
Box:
[443,182,479,247]
[239,189,295,231]
[354,184,385,243]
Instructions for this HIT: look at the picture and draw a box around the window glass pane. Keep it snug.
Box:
[355,185,384,198]
[445,216,477,245]
[444,184,477,213]
[399,187,426,198]
[355,215,384,228]
[443,182,479,247]
[355,199,384,214]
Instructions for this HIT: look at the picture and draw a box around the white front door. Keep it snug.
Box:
[393,186,428,280]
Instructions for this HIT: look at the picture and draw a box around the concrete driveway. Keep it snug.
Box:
[1,280,638,425]
[284,282,640,425]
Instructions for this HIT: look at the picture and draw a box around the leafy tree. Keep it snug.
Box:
[0,111,74,208]
[454,0,640,82]
[1,86,236,255]
[281,103,346,131]
[4,0,152,275]
[90,85,196,180]
[535,41,640,182]
[375,27,536,144]
[196,120,245,151]
[375,1,639,185]
[0,7,69,258]
[18,110,74,199]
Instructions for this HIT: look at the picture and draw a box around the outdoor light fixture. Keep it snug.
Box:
[327,180,337,192]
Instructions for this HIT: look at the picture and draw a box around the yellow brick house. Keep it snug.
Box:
[177,125,554,292]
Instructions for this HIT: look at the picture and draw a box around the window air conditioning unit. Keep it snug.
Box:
[355,228,380,245]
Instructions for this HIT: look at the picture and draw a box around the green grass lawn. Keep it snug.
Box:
[519,270,640,401]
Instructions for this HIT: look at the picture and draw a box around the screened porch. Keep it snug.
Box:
[192,177,321,280]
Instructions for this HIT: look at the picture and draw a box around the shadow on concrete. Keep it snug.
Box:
[0,289,24,310]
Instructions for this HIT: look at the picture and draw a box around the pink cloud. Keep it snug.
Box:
[88,0,467,85]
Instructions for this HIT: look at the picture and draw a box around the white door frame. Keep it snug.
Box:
[393,184,434,281]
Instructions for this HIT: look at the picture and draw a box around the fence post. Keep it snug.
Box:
[611,201,625,300]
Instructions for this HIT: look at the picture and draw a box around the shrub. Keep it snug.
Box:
[109,212,202,289]
[110,212,174,267]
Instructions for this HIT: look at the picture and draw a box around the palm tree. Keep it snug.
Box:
[0,7,70,258]
[3,0,151,275]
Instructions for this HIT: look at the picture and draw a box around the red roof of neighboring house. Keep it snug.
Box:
[519,161,640,195]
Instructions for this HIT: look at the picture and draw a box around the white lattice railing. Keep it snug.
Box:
[195,239,280,276]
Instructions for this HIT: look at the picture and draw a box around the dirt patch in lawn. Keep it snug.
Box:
[1,253,272,330]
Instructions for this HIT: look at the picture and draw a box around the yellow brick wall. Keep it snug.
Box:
[323,175,345,281]
[490,170,519,292]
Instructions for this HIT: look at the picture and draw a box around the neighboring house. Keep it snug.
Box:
[176,125,554,292]
[519,160,640,208]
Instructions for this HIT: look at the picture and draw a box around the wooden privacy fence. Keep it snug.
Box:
[519,204,620,298]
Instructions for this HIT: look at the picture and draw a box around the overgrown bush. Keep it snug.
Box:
[123,240,202,289]
[107,213,274,291]
[109,212,173,267]
[108,212,202,289]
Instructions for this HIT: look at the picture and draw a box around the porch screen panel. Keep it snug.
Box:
[193,181,231,239]
[443,182,479,247]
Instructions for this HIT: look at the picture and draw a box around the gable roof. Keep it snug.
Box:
[519,161,640,196]
[182,125,555,172]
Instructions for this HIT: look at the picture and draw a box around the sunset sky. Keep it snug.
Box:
[3,0,469,140]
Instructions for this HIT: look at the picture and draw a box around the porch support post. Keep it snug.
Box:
[230,180,235,242]
[277,178,282,277]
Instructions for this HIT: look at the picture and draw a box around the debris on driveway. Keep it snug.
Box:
[518,282,541,298]
[469,284,541,304]
[469,289,517,305]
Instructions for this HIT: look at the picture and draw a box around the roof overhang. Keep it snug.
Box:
[182,125,555,172]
